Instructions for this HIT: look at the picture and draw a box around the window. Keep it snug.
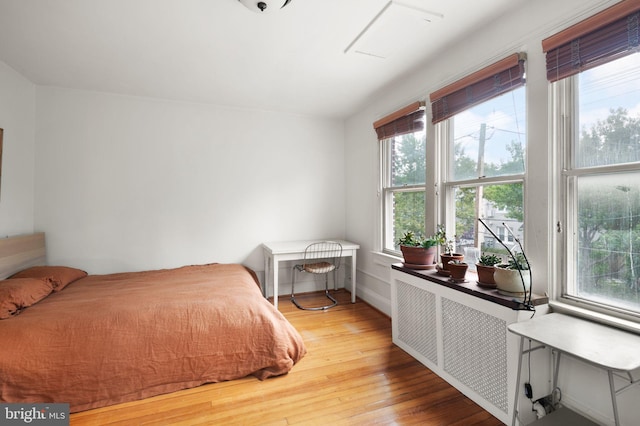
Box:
[375,103,426,254]
[431,54,526,259]
[547,1,640,319]
[556,55,640,316]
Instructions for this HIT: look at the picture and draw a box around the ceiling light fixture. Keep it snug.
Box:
[238,0,293,13]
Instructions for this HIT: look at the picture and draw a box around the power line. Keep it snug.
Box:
[453,125,526,142]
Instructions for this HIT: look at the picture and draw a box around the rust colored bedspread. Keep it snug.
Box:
[0,263,306,412]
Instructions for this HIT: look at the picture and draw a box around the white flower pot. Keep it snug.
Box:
[493,265,530,296]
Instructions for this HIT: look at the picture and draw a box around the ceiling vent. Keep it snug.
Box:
[344,0,443,59]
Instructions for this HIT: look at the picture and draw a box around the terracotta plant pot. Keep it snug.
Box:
[440,253,464,271]
[476,264,496,285]
[447,262,468,281]
[493,264,531,296]
[400,245,437,269]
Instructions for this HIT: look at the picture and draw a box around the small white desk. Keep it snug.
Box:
[508,313,640,426]
[262,240,360,309]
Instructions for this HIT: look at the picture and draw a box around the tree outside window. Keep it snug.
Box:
[567,53,640,313]
[445,86,526,257]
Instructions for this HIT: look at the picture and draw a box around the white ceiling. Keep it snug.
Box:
[0,0,528,119]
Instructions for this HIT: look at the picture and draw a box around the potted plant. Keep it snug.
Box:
[493,252,530,296]
[476,252,501,285]
[447,259,468,281]
[398,231,438,269]
[435,224,463,271]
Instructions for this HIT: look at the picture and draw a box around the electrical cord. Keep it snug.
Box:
[477,218,535,311]
[526,339,535,411]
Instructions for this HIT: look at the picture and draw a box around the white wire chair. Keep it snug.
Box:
[290,241,343,310]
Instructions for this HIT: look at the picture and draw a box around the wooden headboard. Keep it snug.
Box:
[0,233,46,279]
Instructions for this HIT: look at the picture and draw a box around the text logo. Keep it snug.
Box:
[1,404,69,425]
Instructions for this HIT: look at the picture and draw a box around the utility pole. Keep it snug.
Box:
[474,123,486,246]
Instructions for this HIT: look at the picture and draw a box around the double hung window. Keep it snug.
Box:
[376,102,427,254]
[547,2,640,319]
[430,54,527,258]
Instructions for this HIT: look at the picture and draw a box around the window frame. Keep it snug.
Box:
[379,129,427,256]
[544,0,640,328]
[429,53,527,253]
[437,90,527,256]
[552,72,640,324]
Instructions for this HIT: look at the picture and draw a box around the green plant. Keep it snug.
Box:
[434,224,455,254]
[398,231,437,249]
[448,259,467,265]
[478,253,501,267]
[505,252,529,270]
[420,238,438,249]
[398,231,417,246]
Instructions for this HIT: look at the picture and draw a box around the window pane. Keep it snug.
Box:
[391,191,425,250]
[391,132,426,186]
[453,183,524,256]
[451,87,526,181]
[572,173,640,313]
[577,53,640,168]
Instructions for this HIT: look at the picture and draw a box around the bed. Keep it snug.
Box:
[0,233,306,412]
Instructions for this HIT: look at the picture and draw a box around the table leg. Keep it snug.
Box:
[273,257,279,310]
[351,251,357,303]
[609,370,620,426]
[512,336,525,426]
[553,351,561,395]
[263,253,269,299]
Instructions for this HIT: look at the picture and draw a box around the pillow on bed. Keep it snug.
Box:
[10,266,88,292]
[0,278,53,319]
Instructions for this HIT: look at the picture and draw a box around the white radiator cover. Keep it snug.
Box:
[396,280,438,365]
[441,298,508,412]
[391,269,548,425]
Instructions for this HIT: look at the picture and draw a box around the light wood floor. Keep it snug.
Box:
[70,290,502,425]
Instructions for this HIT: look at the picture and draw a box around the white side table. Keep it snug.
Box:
[508,313,640,425]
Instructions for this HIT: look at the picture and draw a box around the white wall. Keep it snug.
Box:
[344,0,639,424]
[0,61,36,237]
[34,87,345,280]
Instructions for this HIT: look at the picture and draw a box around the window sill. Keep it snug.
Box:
[549,300,640,335]
[372,250,402,267]
[392,263,548,311]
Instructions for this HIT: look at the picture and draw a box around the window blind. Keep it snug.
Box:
[373,101,425,140]
[429,53,526,124]
[543,0,640,82]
